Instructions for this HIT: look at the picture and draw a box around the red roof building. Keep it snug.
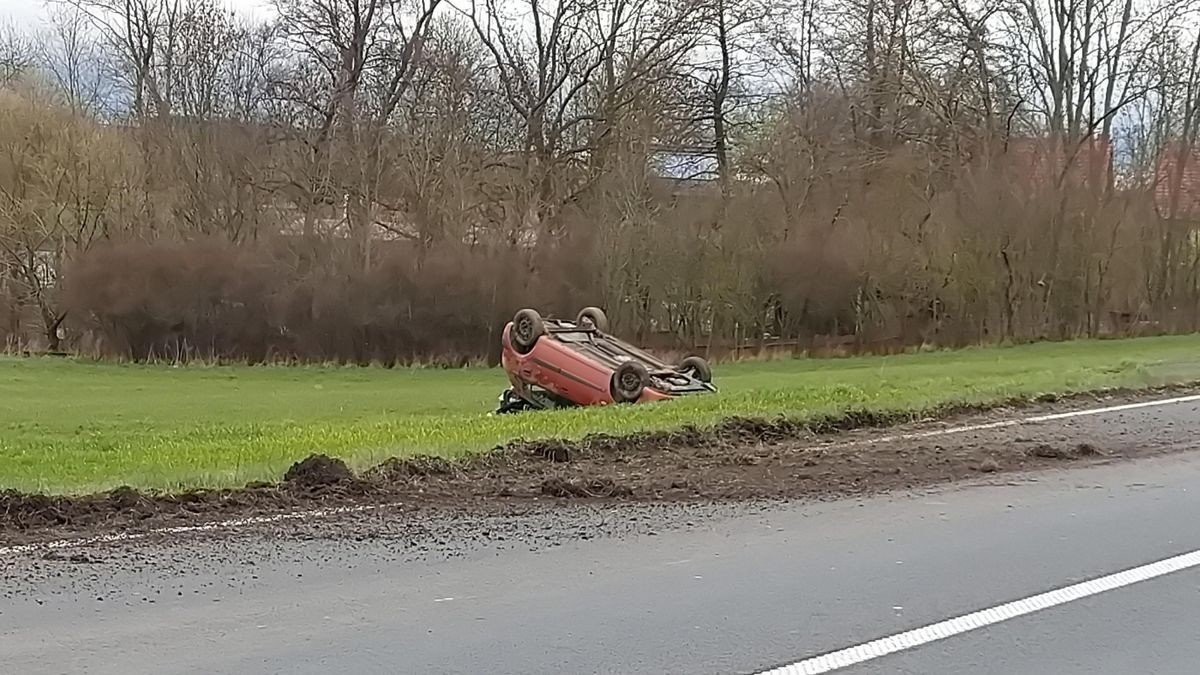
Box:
[998,135,1113,190]
[1153,142,1200,218]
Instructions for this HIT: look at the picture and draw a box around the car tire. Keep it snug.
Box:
[510,308,545,353]
[611,361,649,403]
[678,356,712,383]
[576,306,610,332]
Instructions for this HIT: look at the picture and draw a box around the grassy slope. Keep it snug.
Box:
[3,335,1200,494]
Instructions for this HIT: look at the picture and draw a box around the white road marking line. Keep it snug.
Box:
[433,595,477,603]
[3,391,1198,558]
[754,547,1200,675]
[0,503,401,557]
[812,392,1200,451]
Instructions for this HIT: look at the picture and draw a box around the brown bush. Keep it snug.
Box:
[64,238,281,360]
[274,242,532,364]
[62,236,558,364]
[761,233,861,338]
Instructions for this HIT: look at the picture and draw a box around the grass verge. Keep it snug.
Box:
[3,334,1200,494]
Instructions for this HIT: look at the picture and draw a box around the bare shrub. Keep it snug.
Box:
[64,238,279,360]
[63,237,541,364]
[277,242,529,365]
[761,236,859,338]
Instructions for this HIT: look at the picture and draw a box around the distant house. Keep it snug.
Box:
[1152,142,1200,218]
[997,135,1113,191]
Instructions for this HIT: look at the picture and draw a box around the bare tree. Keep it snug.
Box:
[0,21,36,86]
[40,7,113,115]
[464,0,615,242]
[0,86,136,350]
[1003,0,1180,142]
[56,0,181,118]
[685,0,791,187]
[269,0,442,262]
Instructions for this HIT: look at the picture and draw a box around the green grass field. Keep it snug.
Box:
[4,335,1200,495]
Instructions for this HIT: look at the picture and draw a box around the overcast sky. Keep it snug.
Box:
[2,0,274,29]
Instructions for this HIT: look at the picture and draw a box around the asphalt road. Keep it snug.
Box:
[3,396,1200,675]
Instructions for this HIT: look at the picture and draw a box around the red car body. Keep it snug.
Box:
[498,308,715,411]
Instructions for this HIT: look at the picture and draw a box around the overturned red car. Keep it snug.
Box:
[496,306,716,413]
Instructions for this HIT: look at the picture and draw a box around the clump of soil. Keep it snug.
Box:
[802,409,906,435]
[714,416,803,443]
[0,491,76,529]
[541,477,634,498]
[283,454,354,488]
[366,455,458,481]
[1022,439,1104,458]
[977,459,1001,473]
[106,486,145,509]
[1,486,274,532]
[42,550,102,564]
[1028,443,1071,459]
[1027,443,1106,460]
[522,440,573,463]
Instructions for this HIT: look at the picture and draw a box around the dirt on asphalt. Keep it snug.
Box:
[2,385,1195,543]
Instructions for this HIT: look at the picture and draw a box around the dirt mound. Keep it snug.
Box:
[522,440,574,463]
[0,491,77,529]
[0,483,317,533]
[106,486,145,509]
[1028,443,1070,459]
[1,487,162,530]
[42,550,103,564]
[541,477,634,498]
[283,454,354,488]
[715,416,807,442]
[1026,443,1106,460]
[497,408,927,463]
[366,455,458,481]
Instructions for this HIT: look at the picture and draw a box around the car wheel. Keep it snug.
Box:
[576,306,610,332]
[510,308,545,353]
[611,361,649,403]
[678,356,712,383]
